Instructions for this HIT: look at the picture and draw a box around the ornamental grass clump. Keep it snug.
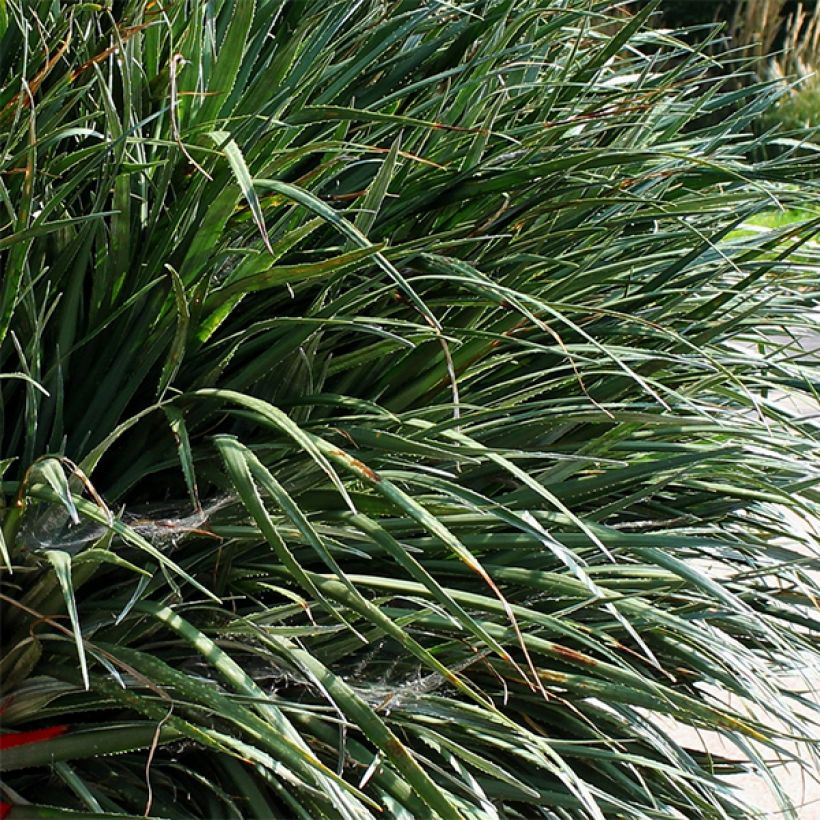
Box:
[731,0,820,134]
[0,1,819,818]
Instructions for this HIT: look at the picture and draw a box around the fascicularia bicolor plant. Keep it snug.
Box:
[0,1,818,818]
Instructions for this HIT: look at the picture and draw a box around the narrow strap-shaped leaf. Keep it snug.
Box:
[354,135,401,237]
[163,406,200,510]
[192,388,527,675]
[254,178,439,329]
[208,130,273,253]
[44,550,88,689]
[259,630,465,820]
[0,723,180,772]
[0,804,163,819]
[31,459,79,526]
[113,603,373,815]
[191,388,354,510]
[156,267,190,399]
[195,1,256,126]
[205,245,382,306]
[94,640,376,814]
[215,435,352,631]
[344,511,526,669]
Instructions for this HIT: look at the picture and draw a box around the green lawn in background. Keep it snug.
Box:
[746,208,818,228]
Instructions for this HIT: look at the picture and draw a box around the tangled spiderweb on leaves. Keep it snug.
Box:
[15,495,235,556]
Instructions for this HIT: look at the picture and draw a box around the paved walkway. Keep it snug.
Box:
[673,307,820,816]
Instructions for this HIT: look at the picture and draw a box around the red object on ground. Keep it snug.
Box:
[0,724,69,750]
[0,726,71,818]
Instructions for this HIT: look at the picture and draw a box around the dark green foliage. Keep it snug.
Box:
[0,2,818,818]
[653,0,816,28]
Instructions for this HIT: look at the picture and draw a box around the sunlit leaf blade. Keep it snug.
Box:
[44,550,89,689]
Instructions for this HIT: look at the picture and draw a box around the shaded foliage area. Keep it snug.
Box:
[0,1,819,818]
[654,0,815,28]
